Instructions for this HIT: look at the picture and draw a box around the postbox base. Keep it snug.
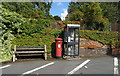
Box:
[56,56,62,59]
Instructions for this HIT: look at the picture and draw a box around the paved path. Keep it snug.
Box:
[1,56,120,75]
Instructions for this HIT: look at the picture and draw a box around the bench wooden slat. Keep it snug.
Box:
[16,46,44,48]
[15,51,45,53]
[16,54,43,56]
[16,48,44,50]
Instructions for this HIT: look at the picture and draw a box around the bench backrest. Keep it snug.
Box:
[14,45,46,51]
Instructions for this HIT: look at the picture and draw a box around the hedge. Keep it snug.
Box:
[80,30,120,48]
[12,34,54,55]
[12,28,63,56]
[12,30,119,59]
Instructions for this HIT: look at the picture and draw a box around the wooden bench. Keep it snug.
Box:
[13,45,47,62]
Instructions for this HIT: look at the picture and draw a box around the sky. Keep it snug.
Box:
[50,2,70,20]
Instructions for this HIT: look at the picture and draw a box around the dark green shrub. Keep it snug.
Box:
[20,19,53,35]
[1,7,25,62]
[12,27,63,55]
[12,33,55,53]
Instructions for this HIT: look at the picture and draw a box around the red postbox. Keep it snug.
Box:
[55,38,63,58]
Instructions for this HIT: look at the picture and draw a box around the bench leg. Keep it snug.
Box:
[44,45,47,60]
[12,52,17,62]
[13,54,16,62]
[13,45,17,62]
[45,53,47,60]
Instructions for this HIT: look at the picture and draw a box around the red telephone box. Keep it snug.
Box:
[55,38,63,58]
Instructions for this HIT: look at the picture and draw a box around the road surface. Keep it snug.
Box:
[0,56,120,76]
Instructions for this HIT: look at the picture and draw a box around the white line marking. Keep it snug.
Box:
[114,67,119,75]
[0,65,11,69]
[114,57,119,75]
[68,59,90,74]
[22,62,54,74]
[114,57,118,67]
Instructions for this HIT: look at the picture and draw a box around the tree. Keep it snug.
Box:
[68,2,119,24]
[100,2,119,24]
[54,16,61,20]
[2,2,35,12]
[67,2,110,30]
[2,2,53,19]
[35,2,52,15]
[0,6,25,61]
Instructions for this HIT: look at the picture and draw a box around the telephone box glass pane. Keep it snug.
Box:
[64,24,80,56]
